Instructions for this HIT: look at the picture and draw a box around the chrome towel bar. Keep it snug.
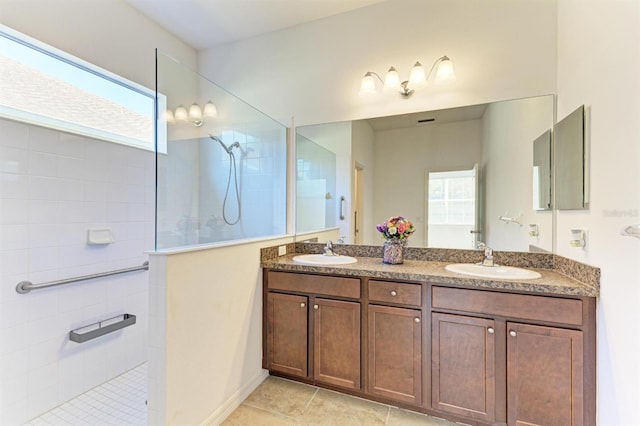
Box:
[16,261,149,294]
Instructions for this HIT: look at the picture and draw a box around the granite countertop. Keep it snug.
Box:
[262,254,598,298]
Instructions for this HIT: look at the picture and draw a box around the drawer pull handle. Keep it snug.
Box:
[313,304,319,310]
[390,290,397,296]
[300,302,305,308]
[414,317,420,323]
[509,330,517,337]
[487,327,494,334]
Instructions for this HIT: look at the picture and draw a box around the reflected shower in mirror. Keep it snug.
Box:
[294,95,555,253]
[296,133,337,233]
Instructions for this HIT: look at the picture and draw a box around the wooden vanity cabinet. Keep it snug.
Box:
[264,270,595,426]
[265,272,361,390]
[431,312,496,423]
[368,304,422,405]
[266,292,308,378]
[506,322,584,426]
[431,286,594,426]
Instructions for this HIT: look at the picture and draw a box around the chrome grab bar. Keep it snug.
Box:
[16,261,149,294]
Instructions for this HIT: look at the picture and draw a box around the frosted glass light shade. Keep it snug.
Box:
[174,105,188,122]
[164,109,175,123]
[359,72,377,96]
[203,101,218,118]
[435,57,456,83]
[188,103,203,121]
[383,67,400,90]
[409,62,427,87]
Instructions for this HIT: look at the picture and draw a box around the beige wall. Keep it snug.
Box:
[351,120,376,245]
[198,0,557,126]
[372,120,483,247]
[556,0,640,423]
[0,0,196,89]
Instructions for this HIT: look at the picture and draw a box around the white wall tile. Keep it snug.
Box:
[0,119,29,149]
[0,146,30,174]
[0,224,29,250]
[29,127,60,154]
[1,118,153,419]
[0,172,29,198]
[29,152,58,178]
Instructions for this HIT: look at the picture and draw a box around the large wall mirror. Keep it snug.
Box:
[295,95,555,253]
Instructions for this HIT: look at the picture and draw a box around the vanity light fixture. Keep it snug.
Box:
[359,56,456,98]
[165,100,218,127]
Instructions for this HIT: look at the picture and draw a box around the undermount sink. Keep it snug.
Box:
[445,263,542,280]
[293,254,358,266]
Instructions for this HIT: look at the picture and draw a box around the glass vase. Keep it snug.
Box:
[382,239,406,264]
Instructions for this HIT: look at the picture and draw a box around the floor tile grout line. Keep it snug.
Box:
[302,387,320,413]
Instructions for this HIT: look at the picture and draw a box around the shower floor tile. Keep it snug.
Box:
[24,363,147,426]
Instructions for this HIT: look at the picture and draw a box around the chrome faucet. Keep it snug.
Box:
[480,246,494,267]
[324,240,336,256]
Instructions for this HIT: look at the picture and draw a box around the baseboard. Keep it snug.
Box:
[200,369,269,426]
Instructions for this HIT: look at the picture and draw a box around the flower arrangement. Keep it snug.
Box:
[376,216,415,241]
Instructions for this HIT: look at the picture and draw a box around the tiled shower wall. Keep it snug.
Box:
[0,117,154,424]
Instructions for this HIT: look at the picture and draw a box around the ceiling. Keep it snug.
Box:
[366,104,488,131]
[126,0,386,50]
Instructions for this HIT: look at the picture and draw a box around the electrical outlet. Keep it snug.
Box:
[278,245,287,256]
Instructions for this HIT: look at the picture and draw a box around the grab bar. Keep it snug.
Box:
[16,261,149,294]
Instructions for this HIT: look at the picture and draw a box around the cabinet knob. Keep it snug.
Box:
[414,317,421,323]
[390,290,397,296]
[509,330,517,337]
[313,304,319,310]
[300,302,305,308]
[487,327,495,334]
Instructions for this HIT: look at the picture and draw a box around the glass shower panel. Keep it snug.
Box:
[155,51,287,250]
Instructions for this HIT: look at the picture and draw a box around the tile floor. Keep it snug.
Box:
[24,363,147,426]
[222,376,458,426]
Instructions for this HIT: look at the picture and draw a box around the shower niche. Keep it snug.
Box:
[155,51,288,250]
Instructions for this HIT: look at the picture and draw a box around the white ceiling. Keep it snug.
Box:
[126,0,386,50]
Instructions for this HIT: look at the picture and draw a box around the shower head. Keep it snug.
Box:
[208,134,240,154]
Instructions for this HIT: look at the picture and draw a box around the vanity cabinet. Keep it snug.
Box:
[263,269,595,426]
[506,322,584,426]
[431,286,593,426]
[266,292,308,378]
[431,312,496,422]
[313,298,360,389]
[265,272,361,390]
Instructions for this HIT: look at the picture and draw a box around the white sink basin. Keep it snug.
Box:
[293,254,358,266]
[445,263,541,280]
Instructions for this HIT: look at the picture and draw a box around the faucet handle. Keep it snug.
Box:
[484,247,493,257]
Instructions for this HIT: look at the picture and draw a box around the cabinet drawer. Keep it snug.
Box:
[268,271,360,298]
[432,286,582,326]
[369,280,422,306]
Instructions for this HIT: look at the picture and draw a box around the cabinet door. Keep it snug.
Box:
[313,298,361,389]
[266,292,308,378]
[368,305,422,405]
[507,322,583,426]
[432,313,496,423]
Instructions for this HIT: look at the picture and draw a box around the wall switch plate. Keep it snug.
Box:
[278,245,287,256]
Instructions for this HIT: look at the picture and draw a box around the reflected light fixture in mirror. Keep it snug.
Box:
[359,56,456,98]
[165,100,218,126]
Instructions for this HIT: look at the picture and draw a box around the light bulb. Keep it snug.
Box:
[383,67,400,90]
[359,72,377,96]
[434,56,456,84]
[188,103,203,121]
[164,109,175,124]
[174,105,188,122]
[203,101,218,118]
[409,62,427,88]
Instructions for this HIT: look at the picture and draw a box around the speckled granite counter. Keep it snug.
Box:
[262,253,599,298]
